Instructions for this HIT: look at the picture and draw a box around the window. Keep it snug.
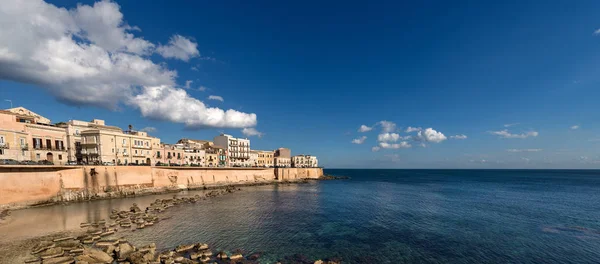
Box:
[46,139,52,149]
[0,149,3,155]
[36,153,40,159]
[111,138,113,142]
[75,129,80,135]
[0,136,4,144]
[123,139,126,145]
[58,155,62,160]
[135,150,138,154]
[20,138,25,146]
[112,148,114,153]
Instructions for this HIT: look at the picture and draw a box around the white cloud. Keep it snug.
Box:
[132,86,256,128]
[208,95,224,102]
[241,127,263,137]
[504,123,519,128]
[156,34,199,61]
[351,136,367,144]
[377,133,400,142]
[570,125,580,130]
[594,29,600,35]
[405,126,422,133]
[198,86,207,91]
[379,141,411,149]
[0,0,257,129]
[184,80,193,89]
[139,126,156,133]
[489,129,538,139]
[506,149,542,152]
[358,125,373,132]
[371,146,381,152]
[416,128,447,143]
[450,134,467,139]
[379,121,396,133]
[71,0,154,55]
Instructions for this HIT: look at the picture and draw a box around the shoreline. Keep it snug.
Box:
[0,177,345,264]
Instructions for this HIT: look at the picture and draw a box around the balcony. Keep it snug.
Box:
[132,145,151,149]
[133,154,146,158]
[20,143,28,150]
[0,143,8,149]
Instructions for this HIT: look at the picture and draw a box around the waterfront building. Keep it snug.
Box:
[58,119,124,163]
[292,155,319,168]
[184,149,205,166]
[153,143,186,165]
[249,150,259,167]
[274,157,291,167]
[80,128,156,165]
[0,108,67,163]
[213,134,250,167]
[273,147,292,167]
[256,150,274,167]
[176,138,211,149]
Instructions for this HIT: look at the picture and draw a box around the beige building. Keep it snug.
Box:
[80,128,156,165]
[273,147,291,167]
[58,119,124,163]
[0,108,68,163]
[184,149,205,166]
[256,150,274,167]
[214,134,250,167]
[153,144,186,165]
[292,155,319,168]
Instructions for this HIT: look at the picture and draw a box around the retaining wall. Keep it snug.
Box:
[0,166,323,208]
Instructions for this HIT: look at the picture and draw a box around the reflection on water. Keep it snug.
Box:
[0,189,211,242]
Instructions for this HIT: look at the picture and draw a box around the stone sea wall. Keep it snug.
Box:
[0,166,323,208]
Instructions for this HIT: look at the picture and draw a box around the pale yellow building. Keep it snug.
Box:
[274,157,291,167]
[80,129,156,165]
[256,150,274,167]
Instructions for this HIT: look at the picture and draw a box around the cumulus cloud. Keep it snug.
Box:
[570,125,580,130]
[358,125,373,132]
[489,129,538,139]
[139,126,156,133]
[506,149,542,152]
[132,86,256,128]
[405,126,422,133]
[156,34,200,61]
[377,133,400,142]
[379,121,396,133]
[416,128,447,143]
[450,134,467,139]
[371,146,381,152]
[594,29,600,35]
[241,127,263,137]
[379,141,412,149]
[351,136,367,144]
[0,0,257,129]
[208,95,224,102]
[198,86,208,92]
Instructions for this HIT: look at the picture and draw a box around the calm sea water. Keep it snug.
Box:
[4,169,600,263]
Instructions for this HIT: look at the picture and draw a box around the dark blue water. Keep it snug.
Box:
[124,169,600,263]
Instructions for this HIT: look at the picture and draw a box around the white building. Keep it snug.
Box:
[184,149,205,166]
[213,134,250,167]
[249,150,258,167]
[292,155,319,168]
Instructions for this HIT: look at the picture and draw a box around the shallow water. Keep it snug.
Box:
[3,169,600,263]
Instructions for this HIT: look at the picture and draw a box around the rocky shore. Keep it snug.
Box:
[0,178,346,264]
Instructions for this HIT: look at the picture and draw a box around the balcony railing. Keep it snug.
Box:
[0,143,8,149]
[20,143,28,150]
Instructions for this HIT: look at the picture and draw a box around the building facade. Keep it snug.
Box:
[249,150,258,167]
[80,129,156,165]
[274,157,291,167]
[256,150,274,167]
[0,108,68,163]
[213,134,250,167]
[292,155,319,168]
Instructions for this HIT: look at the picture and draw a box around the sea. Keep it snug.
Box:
[3,169,600,263]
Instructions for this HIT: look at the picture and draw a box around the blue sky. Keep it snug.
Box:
[1,0,600,168]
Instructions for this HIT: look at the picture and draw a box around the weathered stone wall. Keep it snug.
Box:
[0,166,323,208]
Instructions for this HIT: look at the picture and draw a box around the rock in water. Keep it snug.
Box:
[75,247,114,263]
[116,242,135,259]
[230,253,243,260]
[42,256,74,264]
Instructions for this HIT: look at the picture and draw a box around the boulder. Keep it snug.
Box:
[75,247,113,263]
[229,253,243,260]
[196,244,209,251]
[314,261,324,264]
[127,251,156,264]
[40,247,64,259]
[175,244,195,253]
[216,252,227,259]
[32,241,55,254]
[117,242,135,259]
